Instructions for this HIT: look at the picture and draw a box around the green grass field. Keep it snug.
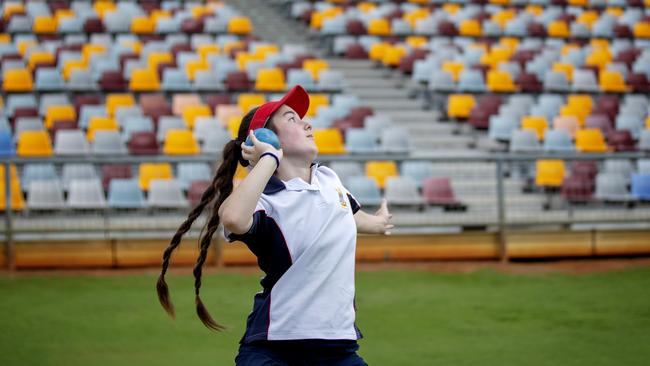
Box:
[1,266,649,366]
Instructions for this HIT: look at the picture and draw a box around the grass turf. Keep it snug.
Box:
[1,266,649,366]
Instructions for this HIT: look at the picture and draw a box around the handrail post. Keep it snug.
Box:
[495,159,508,263]
[4,160,14,270]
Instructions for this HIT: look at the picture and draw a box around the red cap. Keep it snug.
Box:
[248,85,310,134]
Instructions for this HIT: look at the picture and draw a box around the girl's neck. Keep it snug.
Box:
[276,155,313,184]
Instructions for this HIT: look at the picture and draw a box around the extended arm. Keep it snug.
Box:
[353,198,394,235]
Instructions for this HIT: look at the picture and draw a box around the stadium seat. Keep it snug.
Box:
[489,115,518,142]
[255,68,286,92]
[101,164,133,191]
[303,59,329,80]
[521,116,548,140]
[2,68,33,92]
[228,16,253,35]
[380,127,410,154]
[148,179,189,208]
[607,130,636,152]
[139,163,173,191]
[422,176,462,207]
[486,70,517,92]
[54,130,90,156]
[367,18,391,36]
[181,105,211,129]
[92,131,128,155]
[44,105,76,129]
[510,129,542,153]
[172,94,202,116]
[67,179,106,209]
[575,128,609,153]
[128,131,159,155]
[535,160,566,188]
[108,179,146,209]
[129,69,160,91]
[0,164,25,211]
[177,162,212,191]
[553,116,580,138]
[385,177,424,206]
[344,176,382,207]
[163,129,200,155]
[447,94,476,119]
[0,131,15,157]
[17,131,53,157]
[345,129,378,154]
[188,180,211,207]
[106,94,135,117]
[599,70,628,92]
[62,163,99,191]
[365,161,398,189]
[26,180,65,210]
[561,175,594,203]
[131,16,154,34]
[314,129,346,154]
[595,173,631,202]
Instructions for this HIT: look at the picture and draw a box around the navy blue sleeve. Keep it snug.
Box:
[347,193,361,214]
[226,210,268,245]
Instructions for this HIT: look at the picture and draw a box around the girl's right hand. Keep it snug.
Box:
[240,130,283,167]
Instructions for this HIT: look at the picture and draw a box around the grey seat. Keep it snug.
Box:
[92,131,128,155]
[62,163,99,191]
[345,128,378,154]
[488,115,518,142]
[157,116,185,142]
[603,159,634,181]
[637,159,650,175]
[543,71,570,92]
[458,69,486,92]
[287,69,316,91]
[364,115,393,140]
[344,176,382,207]
[147,179,189,208]
[194,70,223,91]
[21,164,58,192]
[177,163,212,190]
[15,117,45,137]
[385,177,424,206]
[122,116,154,142]
[67,179,107,209]
[428,70,456,92]
[638,130,650,151]
[572,70,599,92]
[79,105,108,129]
[108,179,147,209]
[162,68,192,91]
[193,117,222,142]
[595,173,631,202]
[317,70,344,92]
[39,94,70,116]
[35,68,65,91]
[543,130,574,152]
[54,130,90,156]
[201,128,232,154]
[380,127,410,154]
[401,161,434,188]
[27,180,65,210]
[67,69,97,91]
[509,129,542,153]
[329,162,363,183]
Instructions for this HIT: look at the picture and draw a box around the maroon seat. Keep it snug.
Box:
[225,71,252,91]
[398,49,428,74]
[140,94,172,124]
[99,71,127,91]
[12,107,39,122]
[170,43,192,56]
[527,22,546,37]
[204,94,232,110]
[510,49,537,67]
[437,21,458,36]
[614,49,638,67]
[48,1,69,12]
[516,72,543,93]
[607,130,636,152]
[561,175,594,203]
[101,164,133,190]
[83,18,105,33]
[128,131,159,155]
[188,180,212,206]
[333,117,364,136]
[345,44,368,60]
[614,24,633,38]
[468,106,492,130]
[74,95,102,115]
[571,160,598,180]
[156,61,177,79]
[585,114,613,135]
[348,107,374,122]
[628,73,650,93]
[345,19,366,35]
[422,177,462,206]
[592,95,619,121]
[181,18,203,33]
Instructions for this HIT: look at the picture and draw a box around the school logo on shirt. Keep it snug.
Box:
[335,187,348,209]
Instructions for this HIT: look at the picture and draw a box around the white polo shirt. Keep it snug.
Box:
[225,163,363,344]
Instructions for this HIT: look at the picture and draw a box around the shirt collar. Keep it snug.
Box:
[262,162,320,195]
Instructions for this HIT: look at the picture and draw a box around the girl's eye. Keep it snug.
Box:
[289,117,297,123]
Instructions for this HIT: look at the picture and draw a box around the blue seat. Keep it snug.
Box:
[122,116,154,141]
[162,68,192,91]
[6,94,37,116]
[543,71,570,92]
[177,162,212,190]
[543,130,574,152]
[344,176,382,206]
[428,70,456,92]
[332,94,360,114]
[21,164,58,192]
[0,131,15,157]
[345,128,378,154]
[108,179,146,209]
[58,17,84,33]
[458,69,486,92]
[287,69,316,91]
[631,174,650,201]
[79,105,108,129]
[401,161,434,188]
[488,115,518,142]
[35,68,65,91]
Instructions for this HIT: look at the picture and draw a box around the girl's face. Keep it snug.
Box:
[270,104,317,158]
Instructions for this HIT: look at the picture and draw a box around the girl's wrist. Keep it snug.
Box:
[259,152,280,169]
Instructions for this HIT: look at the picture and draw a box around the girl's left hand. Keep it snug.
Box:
[375,198,394,235]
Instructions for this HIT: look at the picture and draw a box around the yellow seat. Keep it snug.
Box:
[366,161,398,189]
[405,36,428,49]
[93,1,116,18]
[599,70,628,92]
[547,20,569,38]
[45,105,76,129]
[185,59,209,81]
[585,48,612,69]
[568,0,588,5]
[368,18,391,36]
[489,0,509,4]
[459,19,482,37]
[447,94,476,119]
[560,105,589,127]
[307,94,329,117]
[190,5,213,18]
[253,45,279,60]
[368,42,390,62]
[314,129,346,154]
[381,46,407,67]
[81,44,107,63]
[0,164,25,211]
[521,116,548,141]
[216,105,244,128]
[303,59,329,80]
[238,94,266,114]
[33,16,57,34]
[28,51,55,70]
[575,128,609,153]
[62,59,87,81]
[147,52,173,70]
[442,61,464,82]
[487,70,517,92]
[404,9,429,28]
[106,94,135,117]
[2,69,33,92]
[492,9,516,27]
[567,94,593,111]
[228,115,242,138]
[87,117,119,141]
[606,7,624,17]
[634,22,650,39]
[16,40,38,57]
[442,4,460,15]
[3,4,25,20]
[535,160,565,188]
[131,16,154,34]
[357,2,377,13]
[138,163,173,191]
[646,116,650,129]
[17,131,53,157]
[576,11,598,29]
[55,9,75,22]
[182,105,212,129]
[255,68,287,92]
[197,44,220,61]
[129,69,160,91]
[228,16,254,35]
[552,63,574,82]
[163,129,200,155]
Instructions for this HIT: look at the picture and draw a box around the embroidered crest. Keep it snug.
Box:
[335,187,348,208]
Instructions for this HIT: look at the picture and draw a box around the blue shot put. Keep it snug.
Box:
[245,128,281,149]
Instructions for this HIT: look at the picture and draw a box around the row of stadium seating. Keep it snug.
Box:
[1,1,254,35]
[0,37,344,92]
[294,1,650,39]
[292,0,650,10]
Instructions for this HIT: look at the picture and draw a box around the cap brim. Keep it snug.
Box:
[249,85,310,132]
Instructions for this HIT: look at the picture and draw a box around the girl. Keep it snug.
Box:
[157,85,393,365]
